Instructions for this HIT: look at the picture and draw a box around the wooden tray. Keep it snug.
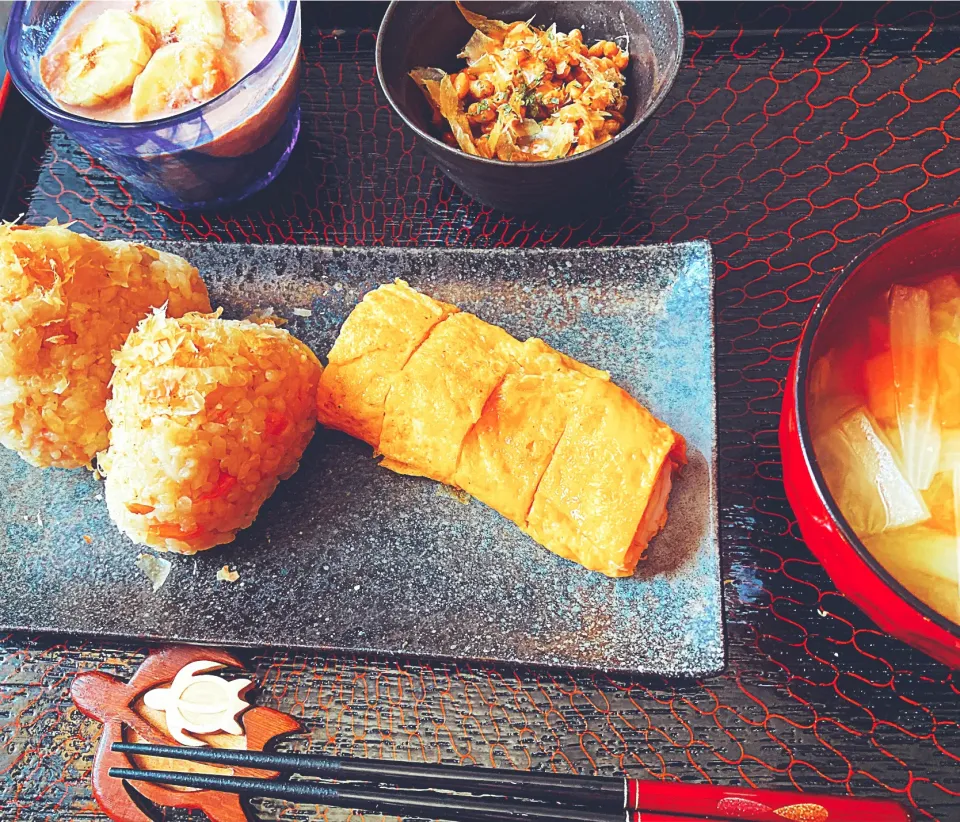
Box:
[0,242,720,675]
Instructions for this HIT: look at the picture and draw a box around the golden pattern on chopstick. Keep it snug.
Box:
[409,1,629,161]
[773,803,830,822]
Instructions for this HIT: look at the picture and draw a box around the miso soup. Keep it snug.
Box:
[808,273,960,624]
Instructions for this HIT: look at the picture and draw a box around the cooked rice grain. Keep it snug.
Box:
[101,311,323,554]
[0,223,210,468]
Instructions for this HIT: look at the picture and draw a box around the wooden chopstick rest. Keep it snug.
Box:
[70,646,300,822]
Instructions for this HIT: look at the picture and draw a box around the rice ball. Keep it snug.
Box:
[100,310,323,553]
[0,223,210,468]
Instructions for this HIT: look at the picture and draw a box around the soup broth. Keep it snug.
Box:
[809,271,960,623]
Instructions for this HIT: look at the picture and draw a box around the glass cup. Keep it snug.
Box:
[4,0,301,209]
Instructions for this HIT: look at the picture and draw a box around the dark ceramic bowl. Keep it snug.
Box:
[376,0,684,214]
[780,208,960,669]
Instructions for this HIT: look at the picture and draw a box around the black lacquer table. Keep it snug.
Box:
[3,3,960,821]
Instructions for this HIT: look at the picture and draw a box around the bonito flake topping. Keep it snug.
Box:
[410,2,629,162]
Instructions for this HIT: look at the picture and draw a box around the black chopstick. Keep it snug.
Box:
[108,767,626,822]
[112,742,624,809]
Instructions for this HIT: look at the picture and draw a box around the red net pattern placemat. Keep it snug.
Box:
[2,2,960,820]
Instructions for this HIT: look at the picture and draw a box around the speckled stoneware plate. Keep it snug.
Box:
[0,242,720,675]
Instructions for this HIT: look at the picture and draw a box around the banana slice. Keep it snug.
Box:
[40,10,157,108]
[137,0,226,48]
[222,1,267,44]
[130,41,233,120]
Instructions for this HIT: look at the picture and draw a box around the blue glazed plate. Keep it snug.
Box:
[0,242,721,675]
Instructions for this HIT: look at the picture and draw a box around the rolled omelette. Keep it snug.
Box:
[317,280,686,577]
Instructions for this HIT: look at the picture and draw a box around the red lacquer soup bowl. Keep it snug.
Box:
[781,207,960,668]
